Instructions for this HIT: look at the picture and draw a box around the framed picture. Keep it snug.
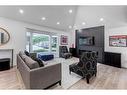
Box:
[60,35,68,45]
[109,35,127,47]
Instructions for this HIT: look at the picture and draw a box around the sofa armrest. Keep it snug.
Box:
[17,54,31,89]
[29,63,61,89]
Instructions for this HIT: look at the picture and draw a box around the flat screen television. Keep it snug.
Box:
[79,36,94,46]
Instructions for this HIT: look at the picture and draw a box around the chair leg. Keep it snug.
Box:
[82,77,85,79]
[86,77,89,84]
[59,80,61,86]
[95,73,96,77]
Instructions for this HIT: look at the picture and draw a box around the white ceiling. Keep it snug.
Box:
[0,6,78,31]
[0,6,127,31]
[75,6,127,29]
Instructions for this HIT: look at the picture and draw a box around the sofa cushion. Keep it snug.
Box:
[19,51,26,60]
[34,58,44,67]
[24,55,39,69]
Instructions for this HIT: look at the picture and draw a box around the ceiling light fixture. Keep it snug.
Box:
[69,26,72,29]
[73,25,77,29]
[100,18,104,22]
[69,9,73,13]
[57,22,60,25]
[82,22,86,25]
[41,17,46,20]
[19,9,24,14]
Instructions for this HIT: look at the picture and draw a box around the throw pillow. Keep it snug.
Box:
[34,58,44,67]
[24,56,39,69]
[24,50,30,56]
[19,51,26,61]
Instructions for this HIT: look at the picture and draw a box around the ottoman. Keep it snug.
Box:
[38,53,54,61]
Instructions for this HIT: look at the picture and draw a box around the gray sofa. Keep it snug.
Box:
[17,52,61,89]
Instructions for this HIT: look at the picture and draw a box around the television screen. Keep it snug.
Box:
[79,36,94,46]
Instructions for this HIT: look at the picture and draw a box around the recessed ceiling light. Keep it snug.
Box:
[100,18,104,22]
[69,26,72,29]
[41,17,46,20]
[69,9,73,13]
[57,22,60,25]
[19,9,24,14]
[82,22,86,25]
[73,25,77,29]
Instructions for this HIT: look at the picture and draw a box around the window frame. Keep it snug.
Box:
[26,31,58,54]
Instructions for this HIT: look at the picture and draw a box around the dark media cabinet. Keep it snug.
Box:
[104,52,121,68]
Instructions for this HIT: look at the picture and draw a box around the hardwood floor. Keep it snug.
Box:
[69,64,127,89]
[0,64,127,89]
[0,66,22,89]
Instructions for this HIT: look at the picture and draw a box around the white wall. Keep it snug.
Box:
[70,24,127,68]
[69,6,127,48]
[69,29,75,48]
[69,6,127,68]
[105,26,127,68]
[0,17,71,65]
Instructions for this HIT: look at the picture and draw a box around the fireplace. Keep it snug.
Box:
[79,50,92,55]
[0,49,13,68]
[0,58,10,71]
[78,49,98,57]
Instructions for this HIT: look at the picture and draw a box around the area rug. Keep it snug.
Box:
[47,57,82,89]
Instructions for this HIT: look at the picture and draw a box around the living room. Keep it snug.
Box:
[1,2,127,92]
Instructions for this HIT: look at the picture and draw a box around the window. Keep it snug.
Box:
[32,33,50,52]
[26,32,58,53]
[51,36,58,52]
[26,32,31,52]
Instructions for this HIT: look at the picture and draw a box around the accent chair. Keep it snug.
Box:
[59,46,72,59]
[69,51,98,83]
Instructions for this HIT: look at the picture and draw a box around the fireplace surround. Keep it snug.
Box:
[0,58,10,71]
[0,49,13,68]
